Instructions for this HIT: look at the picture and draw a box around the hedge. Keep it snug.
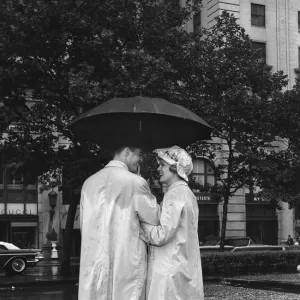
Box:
[200,250,300,277]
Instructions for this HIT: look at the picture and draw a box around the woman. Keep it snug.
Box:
[141,146,204,300]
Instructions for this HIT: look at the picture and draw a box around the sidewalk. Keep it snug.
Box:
[223,273,300,291]
[223,277,300,291]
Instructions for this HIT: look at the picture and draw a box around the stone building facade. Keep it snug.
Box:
[186,0,300,245]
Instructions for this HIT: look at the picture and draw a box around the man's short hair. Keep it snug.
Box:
[112,146,139,156]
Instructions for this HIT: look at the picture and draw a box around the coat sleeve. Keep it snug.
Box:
[134,177,161,226]
[141,193,184,246]
[80,185,86,233]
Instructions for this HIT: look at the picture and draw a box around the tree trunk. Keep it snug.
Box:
[220,140,233,252]
[219,193,229,252]
[59,196,78,276]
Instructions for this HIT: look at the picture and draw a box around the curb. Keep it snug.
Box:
[0,278,78,289]
[203,276,223,282]
[224,278,300,290]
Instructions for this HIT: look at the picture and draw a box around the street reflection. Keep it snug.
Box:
[0,284,78,300]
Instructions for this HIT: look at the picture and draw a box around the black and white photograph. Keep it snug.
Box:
[1,1,300,299]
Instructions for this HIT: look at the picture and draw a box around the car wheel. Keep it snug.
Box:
[6,258,27,275]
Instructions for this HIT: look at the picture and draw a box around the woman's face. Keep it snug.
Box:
[157,159,176,186]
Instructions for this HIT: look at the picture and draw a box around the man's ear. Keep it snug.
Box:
[125,147,130,158]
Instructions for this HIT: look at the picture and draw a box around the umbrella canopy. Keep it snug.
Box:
[68,96,212,150]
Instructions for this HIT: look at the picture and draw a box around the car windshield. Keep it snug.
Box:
[225,239,249,247]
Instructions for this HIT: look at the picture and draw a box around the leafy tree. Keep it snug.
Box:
[2,1,296,265]
[181,12,288,251]
[257,80,300,209]
[0,0,202,275]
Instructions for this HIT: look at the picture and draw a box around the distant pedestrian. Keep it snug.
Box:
[287,234,294,246]
[295,232,299,244]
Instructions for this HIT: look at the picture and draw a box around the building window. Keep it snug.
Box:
[0,163,23,186]
[298,11,300,32]
[193,11,201,32]
[7,172,23,186]
[192,159,215,186]
[294,47,300,77]
[251,3,265,27]
[252,41,266,63]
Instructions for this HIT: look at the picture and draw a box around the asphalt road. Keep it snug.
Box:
[0,284,78,300]
[2,283,300,300]
[1,262,300,299]
[0,260,79,281]
[0,261,79,299]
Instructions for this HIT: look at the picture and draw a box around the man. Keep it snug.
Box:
[78,146,160,300]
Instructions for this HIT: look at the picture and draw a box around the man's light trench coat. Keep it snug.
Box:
[141,180,204,300]
[78,160,160,300]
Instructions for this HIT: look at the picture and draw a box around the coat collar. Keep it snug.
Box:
[105,160,129,171]
[168,180,188,191]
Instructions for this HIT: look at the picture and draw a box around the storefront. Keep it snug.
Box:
[245,193,278,245]
[0,202,39,248]
[0,163,39,248]
[195,192,220,244]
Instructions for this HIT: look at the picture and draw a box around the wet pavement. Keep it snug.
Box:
[0,259,79,287]
[0,259,79,299]
[0,284,78,300]
[2,260,300,299]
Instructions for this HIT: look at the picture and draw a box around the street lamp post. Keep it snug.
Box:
[42,190,59,260]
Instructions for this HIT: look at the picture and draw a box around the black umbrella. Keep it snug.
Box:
[68,96,212,150]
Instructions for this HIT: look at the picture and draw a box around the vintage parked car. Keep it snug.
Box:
[0,241,43,275]
[200,236,284,252]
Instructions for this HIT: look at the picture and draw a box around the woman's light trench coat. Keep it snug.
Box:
[141,180,204,300]
[78,160,161,300]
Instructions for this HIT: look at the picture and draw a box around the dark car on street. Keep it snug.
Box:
[0,241,43,275]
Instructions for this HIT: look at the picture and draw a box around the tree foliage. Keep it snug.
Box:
[1,1,299,258]
[0,0,201,275]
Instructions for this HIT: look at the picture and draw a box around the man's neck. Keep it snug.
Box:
[113,156,128,167]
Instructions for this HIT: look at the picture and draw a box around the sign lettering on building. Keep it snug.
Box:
[196,194,211,201]
[193,193,221,202]
[0,203,38,215]
[245,193,269,203]
[0,209,34,215]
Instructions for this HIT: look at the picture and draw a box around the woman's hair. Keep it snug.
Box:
[170,164,186,181]
[169,164,177,174]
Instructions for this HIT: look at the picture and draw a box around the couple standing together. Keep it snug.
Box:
[78,145,204,300]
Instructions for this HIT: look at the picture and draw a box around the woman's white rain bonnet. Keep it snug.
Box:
[154,145,193,182]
